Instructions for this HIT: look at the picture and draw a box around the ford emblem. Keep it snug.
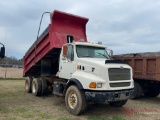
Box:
[120,66,123,69]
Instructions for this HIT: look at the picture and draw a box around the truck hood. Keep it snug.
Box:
[77,58,131,69]
[78,58,106,66]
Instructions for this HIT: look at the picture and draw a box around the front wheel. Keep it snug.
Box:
[131,82,143,99]
[65,85,87,115]
[108,100,128,107]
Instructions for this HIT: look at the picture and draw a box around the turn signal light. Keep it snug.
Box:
[77,65,80,70]
[89,82,96,88]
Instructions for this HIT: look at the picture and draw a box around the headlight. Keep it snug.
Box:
[97,83,102,88]
[89,82,102,88]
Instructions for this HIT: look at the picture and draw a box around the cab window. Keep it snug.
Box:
[67,45,74,61]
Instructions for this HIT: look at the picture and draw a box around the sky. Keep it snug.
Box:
[0,0,160,59]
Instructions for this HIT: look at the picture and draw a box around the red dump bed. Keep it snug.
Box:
[114,55,160,81]
[23,10,88,76]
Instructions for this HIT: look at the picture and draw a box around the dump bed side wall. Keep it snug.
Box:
[23,25,51,76]
[114,57,160,81]
[23,10,89,76]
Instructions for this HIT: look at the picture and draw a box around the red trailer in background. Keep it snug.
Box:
[114,53,160,99]
[23,10,88,77]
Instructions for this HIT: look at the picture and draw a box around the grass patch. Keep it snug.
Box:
[14,107,28,113]
[13,107,34,119]
[21,114,34,118]
[0,78,26,80]
[57,116,71,120]
[112,116,125,120]
[38,113,52,119]
[0,93,15,98]
[87,115,125,120]
[0,91,23,98]
[8,117,17,120]
[0,107,9,113]
[87,115,107,120]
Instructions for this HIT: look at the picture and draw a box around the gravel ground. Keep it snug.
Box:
[0,80,160,120]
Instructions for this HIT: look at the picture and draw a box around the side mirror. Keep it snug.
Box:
[63,45,68,57]
[106,49,113,58]
[0,46,5,58]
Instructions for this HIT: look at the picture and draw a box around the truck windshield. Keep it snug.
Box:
[76,45,109,58]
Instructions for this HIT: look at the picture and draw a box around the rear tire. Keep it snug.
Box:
[144,89,159,97]
[41,78,48,95]
[65,85,87,115]
[131,82,143,99]
[108,100,128,107]
[32,78,42,96]
[25,77,33,93]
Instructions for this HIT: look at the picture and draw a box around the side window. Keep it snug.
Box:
[67,45,74,61]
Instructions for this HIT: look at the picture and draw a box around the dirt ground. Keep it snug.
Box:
[0,67,23,78]
[0,80,160,120]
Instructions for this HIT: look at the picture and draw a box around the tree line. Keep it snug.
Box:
[0,56,23,67]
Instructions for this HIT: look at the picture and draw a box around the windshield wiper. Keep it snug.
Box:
[97,53,109,59]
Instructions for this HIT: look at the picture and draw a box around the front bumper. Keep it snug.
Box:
[85,89,134,102]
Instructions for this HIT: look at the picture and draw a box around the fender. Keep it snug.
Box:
[64,78,84,94]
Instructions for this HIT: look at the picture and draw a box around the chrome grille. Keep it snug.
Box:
[108,68,130,81]
[110,82,130,87]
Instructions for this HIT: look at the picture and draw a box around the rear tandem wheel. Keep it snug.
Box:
[25,77,33,93]
[32,78,42,96]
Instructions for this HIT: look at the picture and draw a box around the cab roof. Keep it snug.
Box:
[73,41,106,48]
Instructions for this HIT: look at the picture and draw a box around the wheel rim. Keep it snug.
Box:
[25,80,29,90]
[68,91,78,109]
[32,81,36,93]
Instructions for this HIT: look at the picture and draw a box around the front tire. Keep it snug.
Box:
[32,78,42,96]
[108,100,128,107]
[131,82,143,99]
[65,85,87,115]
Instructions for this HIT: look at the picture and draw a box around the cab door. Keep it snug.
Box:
[59,44,76,79]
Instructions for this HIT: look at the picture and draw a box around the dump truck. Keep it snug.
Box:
[114,53,160,99]
[23,10,134,115]
[0,43,5,59]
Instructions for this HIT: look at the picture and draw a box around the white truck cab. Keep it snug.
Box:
[59,41,133,90]
[57,41,134,115]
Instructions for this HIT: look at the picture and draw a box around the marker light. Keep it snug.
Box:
[89,82,96,88]
[77,65,80,70]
